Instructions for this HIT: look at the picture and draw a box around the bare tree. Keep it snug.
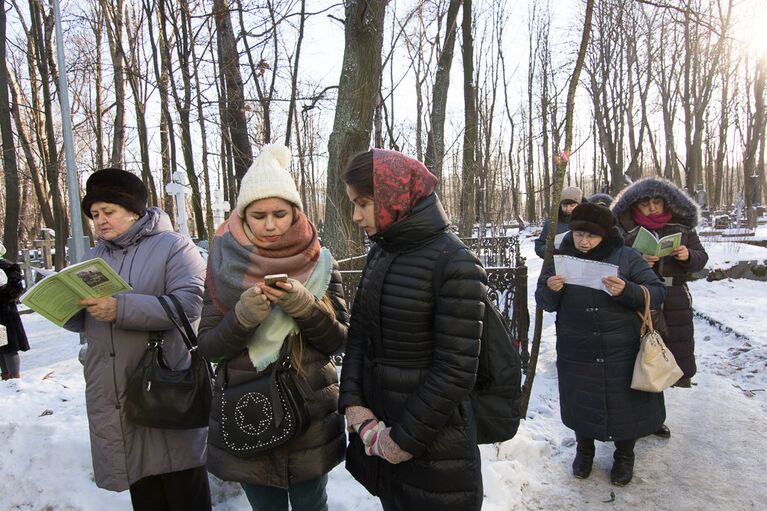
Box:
[324,0,388,258]
[0,0,19,258]
[458,0,478,235]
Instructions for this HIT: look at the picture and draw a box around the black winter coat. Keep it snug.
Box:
[535,231,667,441]
[339,194,487,511]
[0,259,30,354]
[612,178,709,379]
[534,213,571,258]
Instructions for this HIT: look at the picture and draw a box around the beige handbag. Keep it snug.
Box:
[631,285,683,392]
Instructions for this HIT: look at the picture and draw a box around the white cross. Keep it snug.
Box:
[212,189,231,228]
[165,171,191,238]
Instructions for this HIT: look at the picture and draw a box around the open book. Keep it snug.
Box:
[20,257,131,327]
[632,226,682,257]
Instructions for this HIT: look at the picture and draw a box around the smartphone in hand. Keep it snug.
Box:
[263,273,289,286]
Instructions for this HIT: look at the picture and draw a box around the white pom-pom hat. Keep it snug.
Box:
[235,143,302,215]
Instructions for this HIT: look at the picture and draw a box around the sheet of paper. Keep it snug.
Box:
[554,255,619,293]
[554,231,569,249]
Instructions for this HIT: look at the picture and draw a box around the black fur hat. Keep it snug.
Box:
[81,168,148,219]
[570,203,616,237]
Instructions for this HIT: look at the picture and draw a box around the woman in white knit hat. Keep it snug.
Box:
[197,143,349,511]
[534,186,584,258]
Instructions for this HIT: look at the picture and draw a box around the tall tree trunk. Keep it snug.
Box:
[285,0,306,147]
[30,1,67,269]
[459,0,478,235]
[424,0,461,184]
[324,0,387,258]
[214,0,253,185]
[100,0,126,167]
[0,0,19,259]
[523,0,594,417]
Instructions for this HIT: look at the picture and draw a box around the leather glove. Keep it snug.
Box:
[234,287,271,329]
[366,427,413,464]
[276,278,316,319]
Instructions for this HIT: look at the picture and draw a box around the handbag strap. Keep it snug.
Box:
[636,285,654,336]
[167,295,198,346]
[157,295,196,353]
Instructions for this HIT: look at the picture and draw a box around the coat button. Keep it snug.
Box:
[596,358,604,363]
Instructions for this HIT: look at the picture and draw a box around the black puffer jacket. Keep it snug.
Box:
[612,177,709,378]
[535,230,667,441]
[339,194,487,511]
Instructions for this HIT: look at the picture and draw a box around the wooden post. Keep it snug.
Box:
[33,230,54,269]
[20,249,34,290]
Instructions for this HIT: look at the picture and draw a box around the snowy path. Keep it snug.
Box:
[1,236,766,510]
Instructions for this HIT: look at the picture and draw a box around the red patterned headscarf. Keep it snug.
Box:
[372,149,438,233]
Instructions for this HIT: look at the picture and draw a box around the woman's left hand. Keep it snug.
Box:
[271,278,316,318]
[602,276,626,296]
[80,296,118,322]
[671,245,689,261]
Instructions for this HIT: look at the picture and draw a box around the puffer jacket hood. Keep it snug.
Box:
[612,177,700,229]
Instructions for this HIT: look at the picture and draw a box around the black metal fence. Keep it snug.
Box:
[337,235,530,366]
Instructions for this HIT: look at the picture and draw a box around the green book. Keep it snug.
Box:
[632,226,682,257]
[20,257,132,327]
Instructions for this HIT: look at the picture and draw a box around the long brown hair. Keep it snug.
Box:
[290,294,337,376]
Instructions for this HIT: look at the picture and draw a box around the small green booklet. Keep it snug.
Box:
[20,257,131,327]
[632,226,682,257]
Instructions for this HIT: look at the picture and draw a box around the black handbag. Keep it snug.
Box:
[125,295,213,429]
[208,339,311,458]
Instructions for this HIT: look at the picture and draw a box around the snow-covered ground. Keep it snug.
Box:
[2,235,766,510]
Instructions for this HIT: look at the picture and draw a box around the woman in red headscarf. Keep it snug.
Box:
[339,149,487,511]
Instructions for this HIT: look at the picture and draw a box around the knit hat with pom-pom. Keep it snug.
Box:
[235,143,302,215]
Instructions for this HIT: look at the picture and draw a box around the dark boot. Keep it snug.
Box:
[673,377,692,388]
[654,424,671,439]
[611,440,636,487]
[573,436,595,479]
[0,373,8,381]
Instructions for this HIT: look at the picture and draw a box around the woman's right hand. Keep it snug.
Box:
[642,254,660,267]
[547,275,565,292]
[234,287,272,329]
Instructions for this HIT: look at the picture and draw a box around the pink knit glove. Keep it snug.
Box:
[345,406,377,432]
[365,427,413,465]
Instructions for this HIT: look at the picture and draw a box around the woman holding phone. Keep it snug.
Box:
[197,143,349,511]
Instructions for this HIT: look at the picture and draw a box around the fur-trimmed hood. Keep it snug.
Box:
[612,177,700,229]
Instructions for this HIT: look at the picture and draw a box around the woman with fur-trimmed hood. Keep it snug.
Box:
[611,177,708,438]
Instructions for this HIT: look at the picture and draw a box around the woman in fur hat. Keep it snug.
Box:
[535,186,584,258]
[196,143,349,511]
[65,168,210,509]
[0,242,30,380]
[340,149,487,511]
[611,177,709,439]
[535,203,666,486]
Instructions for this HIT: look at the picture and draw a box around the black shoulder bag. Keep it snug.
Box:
[208,337,311,458]
[125,295,213,429]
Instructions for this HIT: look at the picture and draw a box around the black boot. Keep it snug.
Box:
[611,440,635,487]
[572,436,595,479]
[654,424,671,439]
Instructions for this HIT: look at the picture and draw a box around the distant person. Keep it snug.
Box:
[534,186,583,258]
[64,169,210,510]
[588,192,614,208]
[197,143,349,511]
[340,149,487,510]
[535,203,667,486]
[0,242,29,380]
[612,177,709,439]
